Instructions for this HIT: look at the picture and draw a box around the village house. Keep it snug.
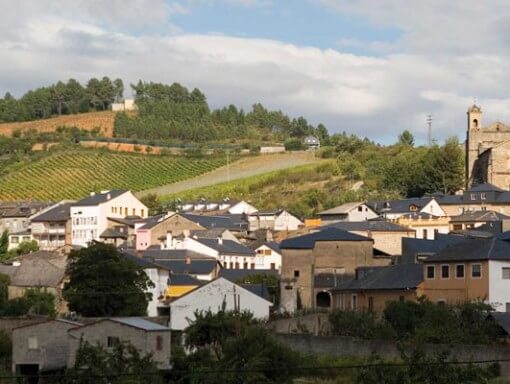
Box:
[12,319,83,376]
[449,210,510,232]
[327,220,415,256]
[368,197,446,220]
[168,277,272,331]
[391,212,450,240]
[135,213,205,251]
[29,201,74,251]
[422,235,510,311]
[67,318,171,369]
[253,242,282,271]
[181,212,248,232]
[7,230,33,251]
[318,202,378,225]
[70,190,148,248]
[303,135,320,150]
[166,274,202,301]
[248,210,303,232]
[0,201,50,235]
[400,234,467,264]
[331,264,424,313]
[279,227,391,312]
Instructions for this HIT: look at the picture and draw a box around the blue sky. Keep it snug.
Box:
[2,1,510,144]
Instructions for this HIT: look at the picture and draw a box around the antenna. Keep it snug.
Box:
[426,115,433,147]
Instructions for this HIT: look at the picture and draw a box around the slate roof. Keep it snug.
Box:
[319,202,367,215]
[73,190,128,206]
[398,212,437,220]
[140,249,213,260]
[108,216,143,227]
[8,251,67,287]
[333,264,423,292]
[108,318,170,332]
[261,241,281,253]
[138,213,174,230]
[120,251,167,270]
[240,283,270,300]
[31,202,74,222]
[181,213,241,230]
[100,228,128,239]
[168,273,201,286]
[469,183,506,192]
[218,268,279,282]
[194,238,255,256]
[314,273,349,288]
[327,221,414,233]
[450,210,510,223]
[191,228,230,239]
[0,201,51,218]
[425,236,510,262]
[280,227,372,249]
[488,312,510,336]
[401,234,480,263]
[368,197,434,214]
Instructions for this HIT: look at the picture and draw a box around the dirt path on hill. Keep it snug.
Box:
[136,151,322,197]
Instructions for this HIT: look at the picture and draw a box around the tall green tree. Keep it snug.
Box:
[397,130,414,147]
[63,243,154,317]
[0,230,8,257]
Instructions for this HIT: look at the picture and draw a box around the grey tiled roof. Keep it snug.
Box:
[426,236,510,262]
[450,210,510,223]
[333,264,423,292]
[109,317,170,331]
[155,259,218,275]
[194,238,255,256]
[168,273,202,286]
[368,198,434,214]
[327,221,415,233]
[218,269,279,282]
[280,227,372,250]
[73,190,128,206]
[488,312,510,335]
[31,202,74,222]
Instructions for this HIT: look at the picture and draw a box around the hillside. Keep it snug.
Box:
[0,150,229,201]
[0,111,116,137]
[158,161,392,219]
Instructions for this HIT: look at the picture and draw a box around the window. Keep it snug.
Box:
[141,209,145,217]
[481,193,487,200]
[368,297,374,311]
[235,262,240,269]
[28,336,38,350]
[294,270,300,278]
[441,265,449,279]
[22,236,30,242]
[456,264,465,279]
[11,236,19,244]
[426,265,435,279]
[503,267,510,280]
[423,229,428,239]
[250,263,255,269]
[351,294,357,311]
[453,224,462,231]
[107,337,120,348]
[124,207,128,216]
[156,335,163,351]
[264,249,271,255]
[358,206,363,212]
[470,193,476,201]
[132,208,136,216]
[243,262,248,269]
[270,263,276,270]
[472,264,482,278]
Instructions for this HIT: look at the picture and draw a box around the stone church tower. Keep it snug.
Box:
[466,104,510,190]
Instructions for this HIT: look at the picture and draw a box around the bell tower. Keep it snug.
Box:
[466,104,482,188]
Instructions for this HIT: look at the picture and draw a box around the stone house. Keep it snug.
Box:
[0,201,50,235]
[449,210,510,232]
[68,318,171,369]
[12,319,83,375]
[29,201,74,251]
[331,264,424,313]
[391,212,450,240]
[279,227,391,313]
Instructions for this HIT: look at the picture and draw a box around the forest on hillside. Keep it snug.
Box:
[0,77,123,122]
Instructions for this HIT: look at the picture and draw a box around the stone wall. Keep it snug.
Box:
[276,333,510,376]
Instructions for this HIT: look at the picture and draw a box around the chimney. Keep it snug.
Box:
[89,192,96,196]
[160,240,165,250]
[166,231,173,248]
[107,193,111,200]
[183,229,190,238]
[218,235,223,245]
[185,256,191,265]
[266,230,273,242]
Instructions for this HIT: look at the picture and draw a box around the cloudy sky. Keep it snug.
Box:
[2,0,510,144]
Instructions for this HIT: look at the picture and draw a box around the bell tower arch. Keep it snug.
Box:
[466,104,482,188]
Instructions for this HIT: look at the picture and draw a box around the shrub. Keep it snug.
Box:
[284,138,305,151]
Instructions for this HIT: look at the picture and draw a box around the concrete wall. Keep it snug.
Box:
[12,320,78,372]
[68,320,171,369]
[276,334,510,376]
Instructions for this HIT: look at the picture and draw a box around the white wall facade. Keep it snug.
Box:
[274,211,303,231]
[169,278,271,330]
[228,201,258,215]
[145,267,170,317]
[421,200,447,217]
[254,244,281,271]
[346,204,379,222]
[488,260,510,312]
[412,224,449,240]
[71,191,147,247]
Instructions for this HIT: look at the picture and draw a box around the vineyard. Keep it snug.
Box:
[0,150,229,201]
[0,111,116,137]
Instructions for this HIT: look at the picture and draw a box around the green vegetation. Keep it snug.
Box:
[329,299,499,345]
[63,243,154,317]
[114,81,329,143]
[0,149,230,201]
[0,76,123,122]
[0,276,56,317]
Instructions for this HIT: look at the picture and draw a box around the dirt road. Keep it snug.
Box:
[137,151,321,197]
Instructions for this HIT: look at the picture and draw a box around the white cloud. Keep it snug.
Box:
[2,1,510,144]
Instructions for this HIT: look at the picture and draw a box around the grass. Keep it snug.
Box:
[0,149,230,201]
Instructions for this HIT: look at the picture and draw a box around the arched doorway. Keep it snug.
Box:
[316,292,331,308]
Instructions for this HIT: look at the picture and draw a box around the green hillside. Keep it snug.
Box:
[0,150,229,201]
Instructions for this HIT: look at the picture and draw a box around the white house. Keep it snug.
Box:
[368,197,446,220]
[169,277,272,330]
[228,201,258,215]
[248,210,303,231]
[254,242,281,271]
[318,202,378,225]
[71,190,148,247]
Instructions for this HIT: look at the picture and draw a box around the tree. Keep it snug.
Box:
[397,130,414,146]
[12,240,39,256]
[70,340,163,384]
[63,243,154,317]
[1,288,56,317]
[0,230,8,257]
[140,193,160,215]
[113,78,124,103]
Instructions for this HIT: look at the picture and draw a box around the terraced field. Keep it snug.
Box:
[0,151,229,201]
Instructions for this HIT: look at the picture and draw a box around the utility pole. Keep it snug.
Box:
[226,149,230,182]
[427,115,433,147]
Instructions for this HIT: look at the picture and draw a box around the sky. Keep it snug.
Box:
[1,1,510,144]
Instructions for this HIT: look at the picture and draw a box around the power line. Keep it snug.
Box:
[427,114,433,147]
